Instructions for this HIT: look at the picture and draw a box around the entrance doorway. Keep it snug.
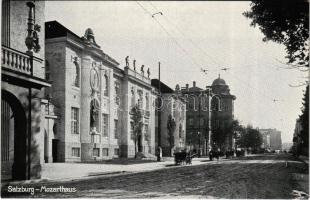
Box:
[1,90,27,180]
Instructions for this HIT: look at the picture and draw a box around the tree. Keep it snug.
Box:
[130,104,143,157]
[236,126,263,151]
[243,0,309,68]
[212,119,234,150]
[299,85,309,155]
[167,114,176,156]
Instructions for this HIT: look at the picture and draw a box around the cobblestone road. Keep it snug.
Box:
[2,154,308,198]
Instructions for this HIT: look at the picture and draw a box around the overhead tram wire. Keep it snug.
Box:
[137,1,290,114]
[147,2,303,85]
[135,1,204,73]
[147,3,292,131]
[148,1,221,69]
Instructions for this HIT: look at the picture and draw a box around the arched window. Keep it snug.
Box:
[179,123,182,138]
[104,74,109,96]
[131,87,135,108]
[145,93,149,111]
[138,90,143,109]
[114,81,120,106]
[211,96,221,111]
[72,60,80,87]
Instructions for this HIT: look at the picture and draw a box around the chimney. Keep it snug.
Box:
[193,81,196,87]
[186,84,189,90]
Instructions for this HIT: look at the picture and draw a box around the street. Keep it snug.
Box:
[2,154,308,198]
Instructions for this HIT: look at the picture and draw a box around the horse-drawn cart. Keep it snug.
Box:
[173,152,195,165]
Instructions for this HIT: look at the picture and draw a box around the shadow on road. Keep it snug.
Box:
[2,154,308,199]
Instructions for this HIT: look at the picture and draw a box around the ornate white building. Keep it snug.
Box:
[45,21,156,162]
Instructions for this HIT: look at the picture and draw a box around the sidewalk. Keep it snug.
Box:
[298,155,309,164]
[38,157,210,182]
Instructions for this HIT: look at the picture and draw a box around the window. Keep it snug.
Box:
[114,120,119,139]
[93,148,100,157]
[138,90,143,109]
[179,124,183,138]
[104,74,109,96]
[72,148,80,157]
[211,97,220,111]
[131,88,135,108]
[115,81,120,106]
[71,107,79,134]
[102,114,108,136]
[114,148,119,156]
[72,59,80,87]
[102,148,109,157]
[145,93,149,111]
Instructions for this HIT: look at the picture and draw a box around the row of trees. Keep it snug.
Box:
[292,86,309,156]
[234,123,263,151]
[211,119,263,152]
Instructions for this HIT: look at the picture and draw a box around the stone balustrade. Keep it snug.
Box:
[127,67,151,84]
[2,46,32,75]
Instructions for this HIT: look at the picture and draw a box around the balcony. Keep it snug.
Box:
[1,45,49,88]
[2,46,33,75]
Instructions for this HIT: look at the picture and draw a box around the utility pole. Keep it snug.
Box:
[207,89,212,154]
[198,92,201,157]
[157,61,162,161]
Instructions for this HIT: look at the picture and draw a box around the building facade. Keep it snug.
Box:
[259,128,282,151]
[1,0,50,180]
[180,81,209,155]
[45,21,156,162]
[180,76,236,155]
[210,75,236,152]
[152,79,186,156]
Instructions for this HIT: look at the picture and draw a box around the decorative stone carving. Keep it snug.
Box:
[141,65,144,75]
[133,59,136,71]
[90,98,100,132]
[90,67,99,93]
[147,68,150,78]
[125,56,129,67]
[25,2,41,53]
[84,28,96,44]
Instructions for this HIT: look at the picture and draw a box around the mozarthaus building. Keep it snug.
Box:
[45,21,157,162]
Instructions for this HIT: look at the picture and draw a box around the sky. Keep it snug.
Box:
[46,1,308,143]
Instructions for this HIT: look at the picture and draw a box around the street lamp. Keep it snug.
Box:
[206,86,221,155]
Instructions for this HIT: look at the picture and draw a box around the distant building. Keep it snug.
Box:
[210,75,236,152]
[259,129,282,151]
[45,21,156,161]
[180,76,236,155]
[180,81,209,155]
[1,0,50,180]
[152,79,186,156]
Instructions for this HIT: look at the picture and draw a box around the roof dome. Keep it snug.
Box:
[84,28,95,42]
[212,74,226,86]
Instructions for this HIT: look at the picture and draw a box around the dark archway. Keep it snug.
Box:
[1,89,27,180]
